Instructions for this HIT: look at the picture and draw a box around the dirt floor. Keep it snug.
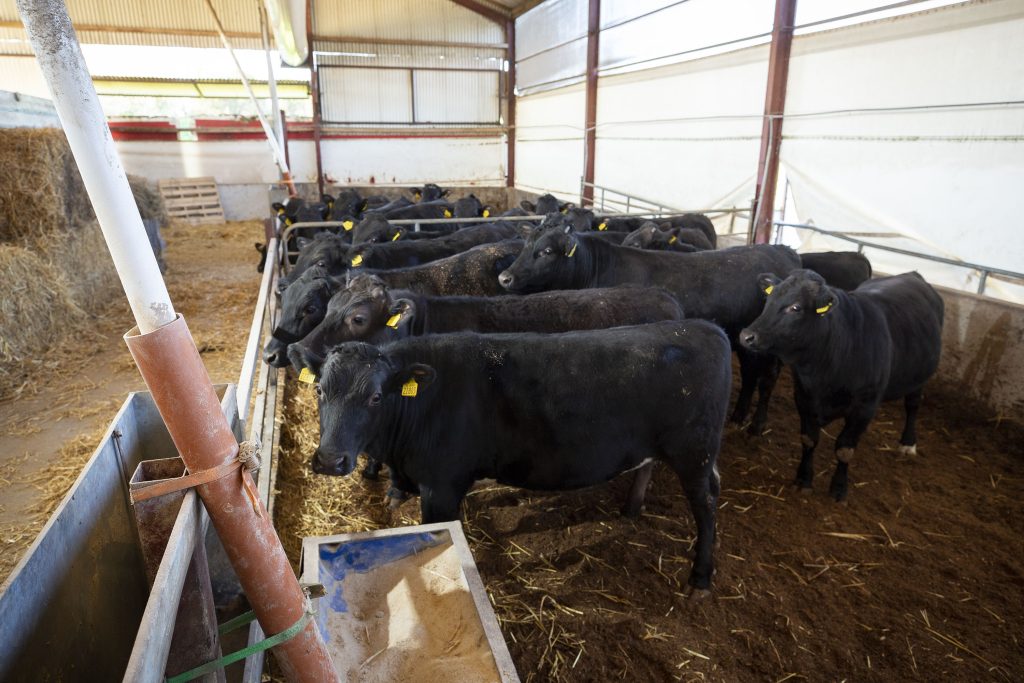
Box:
[0,220,262,584]
[274,367,1024,682]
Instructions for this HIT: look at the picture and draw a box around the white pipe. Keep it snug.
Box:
[204,0,291,176]
[16,0,174,334]
[259,1,284,148]
[263,0,308,67]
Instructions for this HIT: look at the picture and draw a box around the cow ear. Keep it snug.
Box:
[290,343,326,377]
[272,202,285,212]
[386,298,416,332]
[520,200,535,212]
[386,363,436,394]
[814,287,838,316]
[562,223,575,235]
[389,226,406,242]
[440,188,451,197]
[758,273,782,295]
[296,236,312,251]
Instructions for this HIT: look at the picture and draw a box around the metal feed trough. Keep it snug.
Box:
[300,523,519,683]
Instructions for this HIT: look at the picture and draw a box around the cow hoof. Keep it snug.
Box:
[897,444,917,456]
[684,586,712,602]
[829,485,848,503]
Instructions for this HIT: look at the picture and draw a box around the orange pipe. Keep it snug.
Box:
[126,315,337,682]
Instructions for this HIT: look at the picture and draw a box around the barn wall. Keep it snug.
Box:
[937,286,1024,421]
[514,84,585,199]
[782,0,1024,301]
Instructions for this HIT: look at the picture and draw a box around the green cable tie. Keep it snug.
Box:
[166,610,314,683]
[216,609,258,636]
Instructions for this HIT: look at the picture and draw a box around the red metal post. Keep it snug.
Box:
[752,0,797,244]
[506,18,516,188]
[306,0,324,197]
[581,0,600,206]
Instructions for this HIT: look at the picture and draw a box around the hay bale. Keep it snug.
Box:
[0,244,86,389]
[0,128,94,244]
[40,221,121,315]
[128,174,169,226]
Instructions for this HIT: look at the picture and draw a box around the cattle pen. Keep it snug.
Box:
[1,1,1023,682]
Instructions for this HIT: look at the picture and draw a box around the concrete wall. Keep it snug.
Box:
[937,286,1024,422]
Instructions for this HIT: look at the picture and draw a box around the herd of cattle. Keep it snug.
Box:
[260,185,945,595]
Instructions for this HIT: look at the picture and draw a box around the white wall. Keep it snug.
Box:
[781,0,1024,301]
[515,84,585,199]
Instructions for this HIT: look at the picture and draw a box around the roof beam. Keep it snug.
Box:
[449,0,510,26]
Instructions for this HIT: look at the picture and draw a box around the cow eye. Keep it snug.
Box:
[351,315,365,325]
[305,304,318,315]
[787,303,803,313]
[314,384,323,397]
[542,247,554,256]
[316,260,325,267]
[369,391,382,406]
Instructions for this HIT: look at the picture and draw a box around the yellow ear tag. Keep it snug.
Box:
[342,220,354,231]
[284,217,293,226]
[816,301,834,315]
[668,235,678,244]
[298,367,315,384]
[443,209,452,218]
[386,312,402,328]
[391,231,401,241]
[327,201,334,210]
[351,254,363,267]
[401,378,418,397]
[482,209,490,218]
[764,285,773,295]
[413,192,421,200]
[598,222,607,231]
[276,208,285,216]
[567,242,577,258]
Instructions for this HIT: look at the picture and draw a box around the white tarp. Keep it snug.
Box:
[781,0,1024,301]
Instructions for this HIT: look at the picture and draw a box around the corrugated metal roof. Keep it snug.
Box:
[314,40,504,70]
[0,0,266,53]
[313,0,504,46]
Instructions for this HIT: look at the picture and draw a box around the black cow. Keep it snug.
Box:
[383,200,455,222]
[290,282,685,367]
[452,194,492,219]
[412,183,449,202]
[520,193,571,215]
[309,320,732,593]
[265,240,526,366]
[498,217,801,434]
[347,222,519,270]
[348,215,452,246]
[263,265,338,367]
[323,189,369,222]
[277,232,349,294]
[255,242,269,273]
[740,270,943,501]
[622,222,711,252]
[799,252,873,291]
[272,197,329,226]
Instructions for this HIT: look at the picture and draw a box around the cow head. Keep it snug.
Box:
[498,213,579,293]
[286,232,349,287]
[289,274,395,365]
[312,343,435,476]
[412,183,449,203]
[564,207,596,231]
[351,214,399,245]
[264,266,339,367]
[520,193,572,215]
[453,194,485,218]
[740,269,839,363]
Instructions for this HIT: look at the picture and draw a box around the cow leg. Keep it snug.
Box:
[829,412,873,502]
[419,480,471,524]
[795,414,820,491]
[730,348,759,426]
[360,454,383,480]
[748,356,782,436]
[898,389,923,455]
[677,470,717,593]
[622,462,654,518]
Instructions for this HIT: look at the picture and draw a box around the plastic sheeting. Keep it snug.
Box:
[781,0,1024,301]
[514,84,586,199]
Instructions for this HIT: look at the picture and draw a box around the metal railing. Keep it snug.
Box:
[579,179,752,235]
[774,221,1024,296]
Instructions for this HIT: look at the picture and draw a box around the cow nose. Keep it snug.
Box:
[740,329,757,348]
[263,349,280,365]
[498,270,514,289]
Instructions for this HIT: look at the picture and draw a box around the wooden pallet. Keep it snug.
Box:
[158,177,224,225]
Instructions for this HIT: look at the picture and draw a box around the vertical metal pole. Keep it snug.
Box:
[752,0,797,244]
[506,17,516,188]
[15,1,337,680]
[581,0,600,206]
[307,0,324,197]
[280,110,290,170]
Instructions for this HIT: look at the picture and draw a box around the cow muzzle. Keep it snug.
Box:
[739,327,761,352]
[497,270,515,290]
[312,449,356,476]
